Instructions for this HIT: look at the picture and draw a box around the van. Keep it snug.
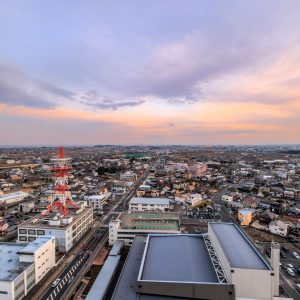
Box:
[287,268,295,277]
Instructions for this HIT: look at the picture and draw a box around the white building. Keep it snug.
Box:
[109,211,180,246]
[17,205,94,252]
[187,194,203,206]
[221,195,234,203]
[269,220,288,237]
[120,171,137,182]
[0,236,55,300]
[0,192,29,206]
[84,192,112,210]
[129,197,170,212]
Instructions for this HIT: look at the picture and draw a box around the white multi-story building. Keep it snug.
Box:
[109,211,180,246]
[17,205,93,252]
[0,236,55,300]
[186,194,203,206]
[269,220,288,237]
[0,192,29,206]
[84,192,112,210]
[120,171,137,182]
[129,197,170,212]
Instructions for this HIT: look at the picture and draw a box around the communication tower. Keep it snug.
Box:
[42,146,79,217]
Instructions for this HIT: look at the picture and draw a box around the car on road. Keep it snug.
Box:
[287,268,295,276]
[292,252,300,259]
[51,278,61,288]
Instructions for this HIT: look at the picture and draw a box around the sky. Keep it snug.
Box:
[1,0,300,145]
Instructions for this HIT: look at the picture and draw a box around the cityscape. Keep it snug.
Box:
[1,1,300,300]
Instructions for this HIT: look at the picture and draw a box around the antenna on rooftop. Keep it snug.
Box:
[42,146,79,217]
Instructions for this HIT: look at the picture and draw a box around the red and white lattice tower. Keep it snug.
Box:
[42,146,79,217]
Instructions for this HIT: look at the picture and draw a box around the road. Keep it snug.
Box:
[40,228,108,300]
[38,157,157,300]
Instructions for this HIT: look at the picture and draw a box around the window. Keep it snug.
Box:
[37,230,45,235]
[19,236,27,241]
[28,229,36,235]
[28,237,36,242]
[0,291,8,295]
[19,229,27,234]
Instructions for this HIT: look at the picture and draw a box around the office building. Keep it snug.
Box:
[17,204,93,252]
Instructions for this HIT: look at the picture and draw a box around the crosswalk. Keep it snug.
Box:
[46,256,85,300]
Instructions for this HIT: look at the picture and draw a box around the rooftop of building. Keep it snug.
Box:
[139,234,219,283]
[18,206,93,229]
[19,236,54,253]
[129,197,169,205]
[0,243,32,281]
[209,223,271,270]
[117,211,180,231]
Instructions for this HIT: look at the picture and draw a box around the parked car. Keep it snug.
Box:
[282,246,289,253]
[287,268,295,276]
[280,251,287,258]
[297,268,300,276]
[296,283,300,292]
[292,252,300,259]
[287,263,294,269]
[51,278,61,288]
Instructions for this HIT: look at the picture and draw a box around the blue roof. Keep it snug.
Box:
[209,223,271,270]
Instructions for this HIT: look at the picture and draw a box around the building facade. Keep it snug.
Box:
[129,197,170,212]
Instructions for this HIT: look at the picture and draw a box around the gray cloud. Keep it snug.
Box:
[80,90,145,110]
[0,62,74,108]
[146,123,175,129]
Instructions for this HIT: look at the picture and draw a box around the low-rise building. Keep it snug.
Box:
[238,208,253,226]
[129,197,170,212]
[120,171,137,182]
[109,211,180,246]
[0,236,55,300]
[84,192,111,210]
[269,220,288,237]
[0,192,29,206]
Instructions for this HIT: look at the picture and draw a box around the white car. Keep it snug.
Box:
[287,263,294,269]
[292,252,300,259]
[287,268,295,276]
[51,278,61,288]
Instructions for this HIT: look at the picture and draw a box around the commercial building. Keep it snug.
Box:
[0,192,29,206]
[17,204,93,252]
[128,197,170,212]
[109,211,180,246]
[0,236,55,300]
[110,223,281,300]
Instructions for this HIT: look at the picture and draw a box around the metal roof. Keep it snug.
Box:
[129,197,169,205]
[209,223,271,270]
[86,255,120,300]
[140,235,219,283]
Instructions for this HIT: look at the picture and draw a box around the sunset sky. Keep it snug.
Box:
[1,0,300,145]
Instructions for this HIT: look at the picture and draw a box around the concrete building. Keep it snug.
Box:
[120,171,137,182]
[128,197,170,212]
[17,204,93,252]
[269,220,288,237]
[0,236,55,300]
[0,192,29,206]
[187,193,203,206]
[84,192,111,210]
[221,194,234,203]
[109,211,180,246]
[238,208,253,226]
[110,222,281,300]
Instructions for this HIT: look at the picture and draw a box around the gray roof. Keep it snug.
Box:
[112,236,147,300]
[209,223,271,270]
[86,255,120,300]
[140,235,219,283]
[110,240,124,256]
[0,243,32,281]
[129,197,169,205]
